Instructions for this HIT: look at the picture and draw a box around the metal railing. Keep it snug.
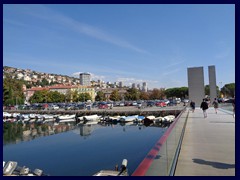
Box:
[132,106,189,176]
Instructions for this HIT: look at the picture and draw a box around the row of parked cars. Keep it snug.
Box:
[4,98,188,111]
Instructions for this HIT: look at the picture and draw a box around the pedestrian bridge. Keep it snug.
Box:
[132,106,235,176]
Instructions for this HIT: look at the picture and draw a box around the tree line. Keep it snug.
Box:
[3,75,235,105]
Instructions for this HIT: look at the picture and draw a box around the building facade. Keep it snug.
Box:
[24,85,95,103]
[142,82,147,92]
[80,73,91,86]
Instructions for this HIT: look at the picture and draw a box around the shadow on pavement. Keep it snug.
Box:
[192,158,235,169]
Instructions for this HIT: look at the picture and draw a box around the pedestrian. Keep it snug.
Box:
[232,96,235,118]
[212,98,219,114]
[190,100,196,113]
[200,98,209,118]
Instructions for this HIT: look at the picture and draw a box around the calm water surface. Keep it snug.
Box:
[3,122,167,176]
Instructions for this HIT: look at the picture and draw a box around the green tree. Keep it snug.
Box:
[124,88,140,100]
[79,93,92,102]
[149,88,165,99]
[110,90,120,101]
[139,91,149,100]
[41,78,49,86]
[222,83,235,97]
[48,91,65,103]
[95,91,105,101]
[65,89,72,102]
[205,85,220,97]
[165,87,188,99]
[3,76,25,106]
[72,90,79,102]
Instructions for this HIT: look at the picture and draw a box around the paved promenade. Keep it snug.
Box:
[174,107,235,176]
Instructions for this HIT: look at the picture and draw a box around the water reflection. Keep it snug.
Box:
[3,121,76,145]
[3,120,171,146]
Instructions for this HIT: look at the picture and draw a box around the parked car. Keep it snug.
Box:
[147,101,155,107]
[48,105,59,110]
[168,99,177,106]
[164,99,170,106]
[155,101,167,107]
[119,102,125,107]
[176,98,181,104]
[98,102,109,109]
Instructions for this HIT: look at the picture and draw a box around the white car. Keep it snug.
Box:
[183,99,189,103]
[164,99,170,105]
[176,98,181,104]
[48,105,59,110]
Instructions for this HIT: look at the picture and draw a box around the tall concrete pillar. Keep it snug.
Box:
[187,67,205,106]
[208,65,217,103]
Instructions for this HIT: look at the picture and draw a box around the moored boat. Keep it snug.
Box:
[57,114,76,120]
[93,159,128,176]
[3,161,18,175]
[83,114,101,121]
[119,115,138,122]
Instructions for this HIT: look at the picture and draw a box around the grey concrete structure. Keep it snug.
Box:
[187,67,205,106]
[80,73,91,86]
[208,65,217,103]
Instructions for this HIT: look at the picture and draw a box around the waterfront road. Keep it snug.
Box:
[174,107,235,176]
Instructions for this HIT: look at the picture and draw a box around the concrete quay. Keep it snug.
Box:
[174,107,235,176]
[5,106,184,117]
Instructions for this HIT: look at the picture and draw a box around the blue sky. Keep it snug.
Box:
[3,4,235,89]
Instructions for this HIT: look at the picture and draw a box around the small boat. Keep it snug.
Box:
[59,118,75,123]
[3,161,18,175]
[134,115,145,122]
[3,112,12,118]
[143,115,155,123]
[154,116,163,123]
[83,114,101,121]
[107,116,121,123]
[57,114,76,120]
[77,116,84,121]
[43,118,55,123]
[33,168,43,176]
[85,121,98,125]
[42,114,55,120]
[162,115,175,123]
[93,159,128,176]
[119,115,138,122]
[19,166,30,175]
[3,161,46,176]
[29,114,37,119]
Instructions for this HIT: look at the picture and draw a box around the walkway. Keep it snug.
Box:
[174,107,235,176]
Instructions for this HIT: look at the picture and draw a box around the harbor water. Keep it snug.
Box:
[3,121,168,176]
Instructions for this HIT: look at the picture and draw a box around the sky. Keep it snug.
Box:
[3,4,235,89]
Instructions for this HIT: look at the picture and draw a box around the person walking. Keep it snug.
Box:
[190,100,196,113]
[232,96,235,118]
[200,98,209,118]
[212,98,219,114]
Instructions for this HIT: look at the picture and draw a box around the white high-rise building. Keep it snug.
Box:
[132,83,136,89]
[119,81,123,88]
[137,84,141,90]
[142,82,147,92]
[80,73,91,86]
